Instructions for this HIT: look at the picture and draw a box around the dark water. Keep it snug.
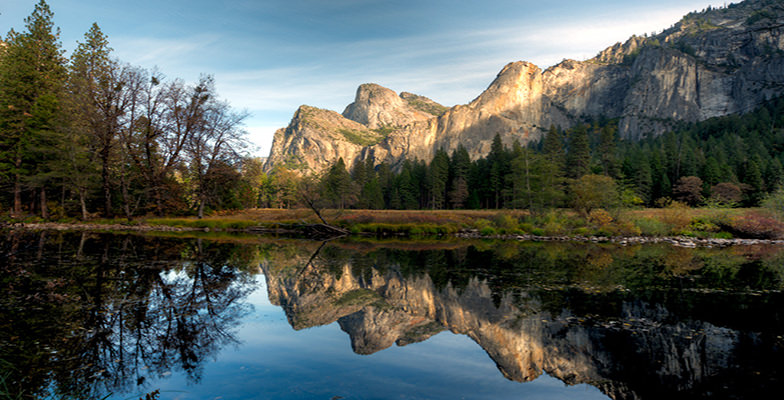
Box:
[1,232,783,399]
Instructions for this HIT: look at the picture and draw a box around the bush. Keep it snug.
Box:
[763,188,784,217]
[570,175,619,214]
[673,176,703,206]
[613,219,642,236]
[473,218,492,230]
[726,212,784,239]
[493,213,519,231]
[710,182,742,207]
[661,202,693,232]
[634,217,670,236]
[588,209,613,227]
[480,227,497,236]
[573,227,590,236]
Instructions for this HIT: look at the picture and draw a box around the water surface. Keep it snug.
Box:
[1,232,782,399]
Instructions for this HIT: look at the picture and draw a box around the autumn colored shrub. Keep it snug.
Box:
[726,212,784,239]
[710,182,742,206]
[673,176,704,206]
[661,201,693,233]
[588,209,613,227]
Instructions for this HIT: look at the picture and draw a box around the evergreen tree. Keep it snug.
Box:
[448,145,471,208]
[566,124,591,179]
[764,158,783,192]
[427,149,449,209]
[487,134,510,208]
[743,158,764,206]
[540,125,566,208]
[322,158,353,209]
[0,0,67,217]
[598,123,618,177]
[69,23,120,217]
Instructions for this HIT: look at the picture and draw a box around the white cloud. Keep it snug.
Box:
[107,2,720,156]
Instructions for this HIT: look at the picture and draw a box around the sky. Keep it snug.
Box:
[1,0,722,157]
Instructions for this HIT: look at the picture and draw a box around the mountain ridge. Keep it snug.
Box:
[264,0,784,174]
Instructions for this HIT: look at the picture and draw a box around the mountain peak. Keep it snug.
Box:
[342,83,434,129]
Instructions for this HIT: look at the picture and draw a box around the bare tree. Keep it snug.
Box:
[183,76,248,218]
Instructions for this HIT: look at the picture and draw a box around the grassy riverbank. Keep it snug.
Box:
[8,206,784,240]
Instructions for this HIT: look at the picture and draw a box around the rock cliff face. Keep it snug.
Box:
[262,257,765,400]
[264,0,784,173]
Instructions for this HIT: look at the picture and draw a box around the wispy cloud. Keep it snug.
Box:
[89,1,719,156]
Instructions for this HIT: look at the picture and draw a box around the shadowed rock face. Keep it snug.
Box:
[262,243,784,400]
[264,0,784,173]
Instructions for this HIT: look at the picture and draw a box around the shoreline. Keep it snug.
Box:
[5,222,784,247]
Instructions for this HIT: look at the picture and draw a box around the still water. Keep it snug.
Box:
[1,231,783,399]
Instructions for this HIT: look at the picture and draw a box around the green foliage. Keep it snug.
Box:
[338,128,387,146]
[570,174,619,214]
[746,10,775,25]
[492,213,519,232]
[480,226,497,236]
[402,95,448,116]
[763,188,784,217]
[633,218,671,236]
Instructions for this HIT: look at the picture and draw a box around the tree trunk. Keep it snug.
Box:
[79,188,89,220]
[40,188,48,219]
[13,175,21,217]
[119,172,133,221]
[198,197,205,219]
[102,147,113,218]
[13,155,22,217]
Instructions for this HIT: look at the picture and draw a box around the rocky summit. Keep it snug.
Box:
[264,0,784,174]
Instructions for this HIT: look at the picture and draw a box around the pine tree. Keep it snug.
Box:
[566,124,590,179]
[322,158,354,209]
[743,158,764,206]
[0,0,67,217]
[598,124,618,177]
[540,125,566,208]
[69,23,122,217]
[427,149,449,209]
[448,145,471,208]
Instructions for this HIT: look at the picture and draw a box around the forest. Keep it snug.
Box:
[276,96,784,214]
[0,1,251,220]
[3,1,784,222]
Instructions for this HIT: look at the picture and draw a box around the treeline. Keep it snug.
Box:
[0,1,252,220]
[265,96,784,212]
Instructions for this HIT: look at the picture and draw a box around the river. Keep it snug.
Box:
[1,231,782,399]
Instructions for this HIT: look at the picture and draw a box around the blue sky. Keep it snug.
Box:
[1,0,720,156]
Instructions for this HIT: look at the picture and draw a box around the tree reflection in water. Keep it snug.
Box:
[0,232,256,399]
[3,234,784,400]
[263,240,784,400]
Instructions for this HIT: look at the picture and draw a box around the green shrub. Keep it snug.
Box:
[531,228,546,236]
[473,218,492,230]
[634,218,671,236]
[493,213,519,231]
[480,227,497,236]
[543,222,565,236]
[573,227,590,236]
[713,231,733,239]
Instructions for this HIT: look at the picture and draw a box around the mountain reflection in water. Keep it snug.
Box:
[1,232,783,399]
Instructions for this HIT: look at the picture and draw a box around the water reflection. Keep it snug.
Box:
[263,240,784,399]
[0,232,256,399]
[1,232,783,399]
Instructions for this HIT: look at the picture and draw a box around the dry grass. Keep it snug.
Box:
[140,207,777,239]
[212,208,530,227]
